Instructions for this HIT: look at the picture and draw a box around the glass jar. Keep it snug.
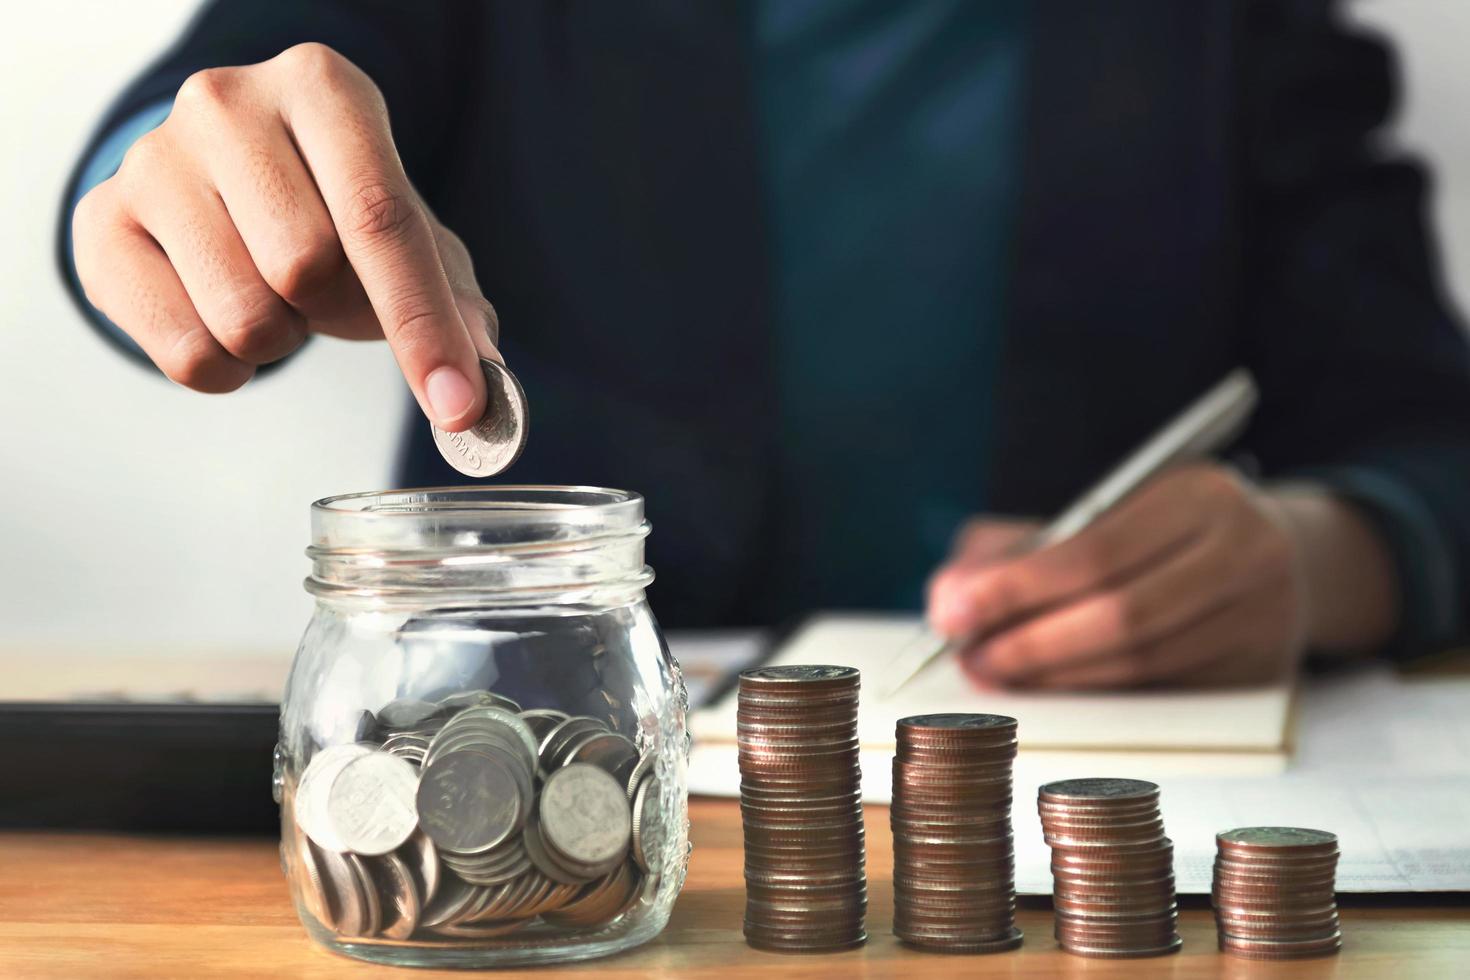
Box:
[274,487,689,968]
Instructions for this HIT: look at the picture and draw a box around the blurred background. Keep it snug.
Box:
[2,0,1469,662]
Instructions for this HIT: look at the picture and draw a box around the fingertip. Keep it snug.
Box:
[424,365,483,430]
[930,582,977,638]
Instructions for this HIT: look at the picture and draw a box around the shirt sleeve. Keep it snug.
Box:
[1237,1,1470,660]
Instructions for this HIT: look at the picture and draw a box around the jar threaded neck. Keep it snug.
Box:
[305,486,653,606]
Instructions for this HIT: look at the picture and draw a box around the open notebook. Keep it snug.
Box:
[689,614,1295,802]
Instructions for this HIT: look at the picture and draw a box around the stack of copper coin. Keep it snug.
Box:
[737,665,867,953]
[1213,827,1341,959]
[890,713,1023,953]
[1038,778,1181,958]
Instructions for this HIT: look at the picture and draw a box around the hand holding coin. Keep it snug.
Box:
[431,357,530,477]
[70,44,504,430]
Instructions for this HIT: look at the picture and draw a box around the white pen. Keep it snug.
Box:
[879,368,1260,698]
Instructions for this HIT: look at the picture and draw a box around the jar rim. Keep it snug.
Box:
[312,485,645,547]
[314,485,644,521]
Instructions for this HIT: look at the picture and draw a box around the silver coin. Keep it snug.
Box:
[327,752,421,856]
[438,689,522,714]
[368,852,421,941]
[519,874,579,918]
[442,846,526,877]
[431,707,540,773]
[899,713,1017,730]
[426,724,524,769]
[443,860,532,888]
[315,845,368,936]
[399,831,440,906]
[416,750,524,854]
[1040,778,1159,801]
[561,730,640,781]
[345,853,382,937]
[740,665,860,684]
[450,884,495,927]
[540,763,632,868]
[631,772,663,874]
[381,734,431,767]
[296,743,375,852]
[479,875,541,922]
[441,838,533,885]
[376,698,443,731]
[519,708,571,741]
[523,817,594,884]
[424,731,536,829]
[1218,827,1338,849]
[521,876,575,919]
[419,869,480,929]
[430,358,529,478]
[515,875,561,918]
[539,716,608,769]
[624,752,655,799]
[460,707,541,768]
[291,823,334,929]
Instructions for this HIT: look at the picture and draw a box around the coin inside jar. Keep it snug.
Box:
[327,752,422,856]
[297,743,375,852]
[287,689,663,945]
[539,764,632,869]
[415,750,524,854]
[430,357,529,477]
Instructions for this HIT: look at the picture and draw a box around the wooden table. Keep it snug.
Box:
[1,800,1464,979]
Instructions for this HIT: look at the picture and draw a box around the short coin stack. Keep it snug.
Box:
[1038,778,1181,958]
[737,665,867,953]
[1213,827,1342,959]
[891,713,1023,953]
[290,691,662,943]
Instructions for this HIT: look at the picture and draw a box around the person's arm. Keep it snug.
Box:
[925,0,1470,688]
[1235,0,1470,660]
[59,0,499,429]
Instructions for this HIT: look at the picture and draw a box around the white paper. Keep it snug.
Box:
[691,615,1293,755]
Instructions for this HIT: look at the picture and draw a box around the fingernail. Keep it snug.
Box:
[425,366,477,426]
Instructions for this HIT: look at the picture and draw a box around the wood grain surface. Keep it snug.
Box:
[1,799,1464,979]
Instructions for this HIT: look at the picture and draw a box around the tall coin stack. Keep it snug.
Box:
[1213,827,1342,959]
[891,714,1023,953]
[1037,778,1181,958]
[737,665,867,953]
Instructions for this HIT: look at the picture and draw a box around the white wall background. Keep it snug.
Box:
[0,1,1466,659]
[0,1,404,658]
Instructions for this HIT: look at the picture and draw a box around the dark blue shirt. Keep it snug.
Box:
[756,0,1026,609]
